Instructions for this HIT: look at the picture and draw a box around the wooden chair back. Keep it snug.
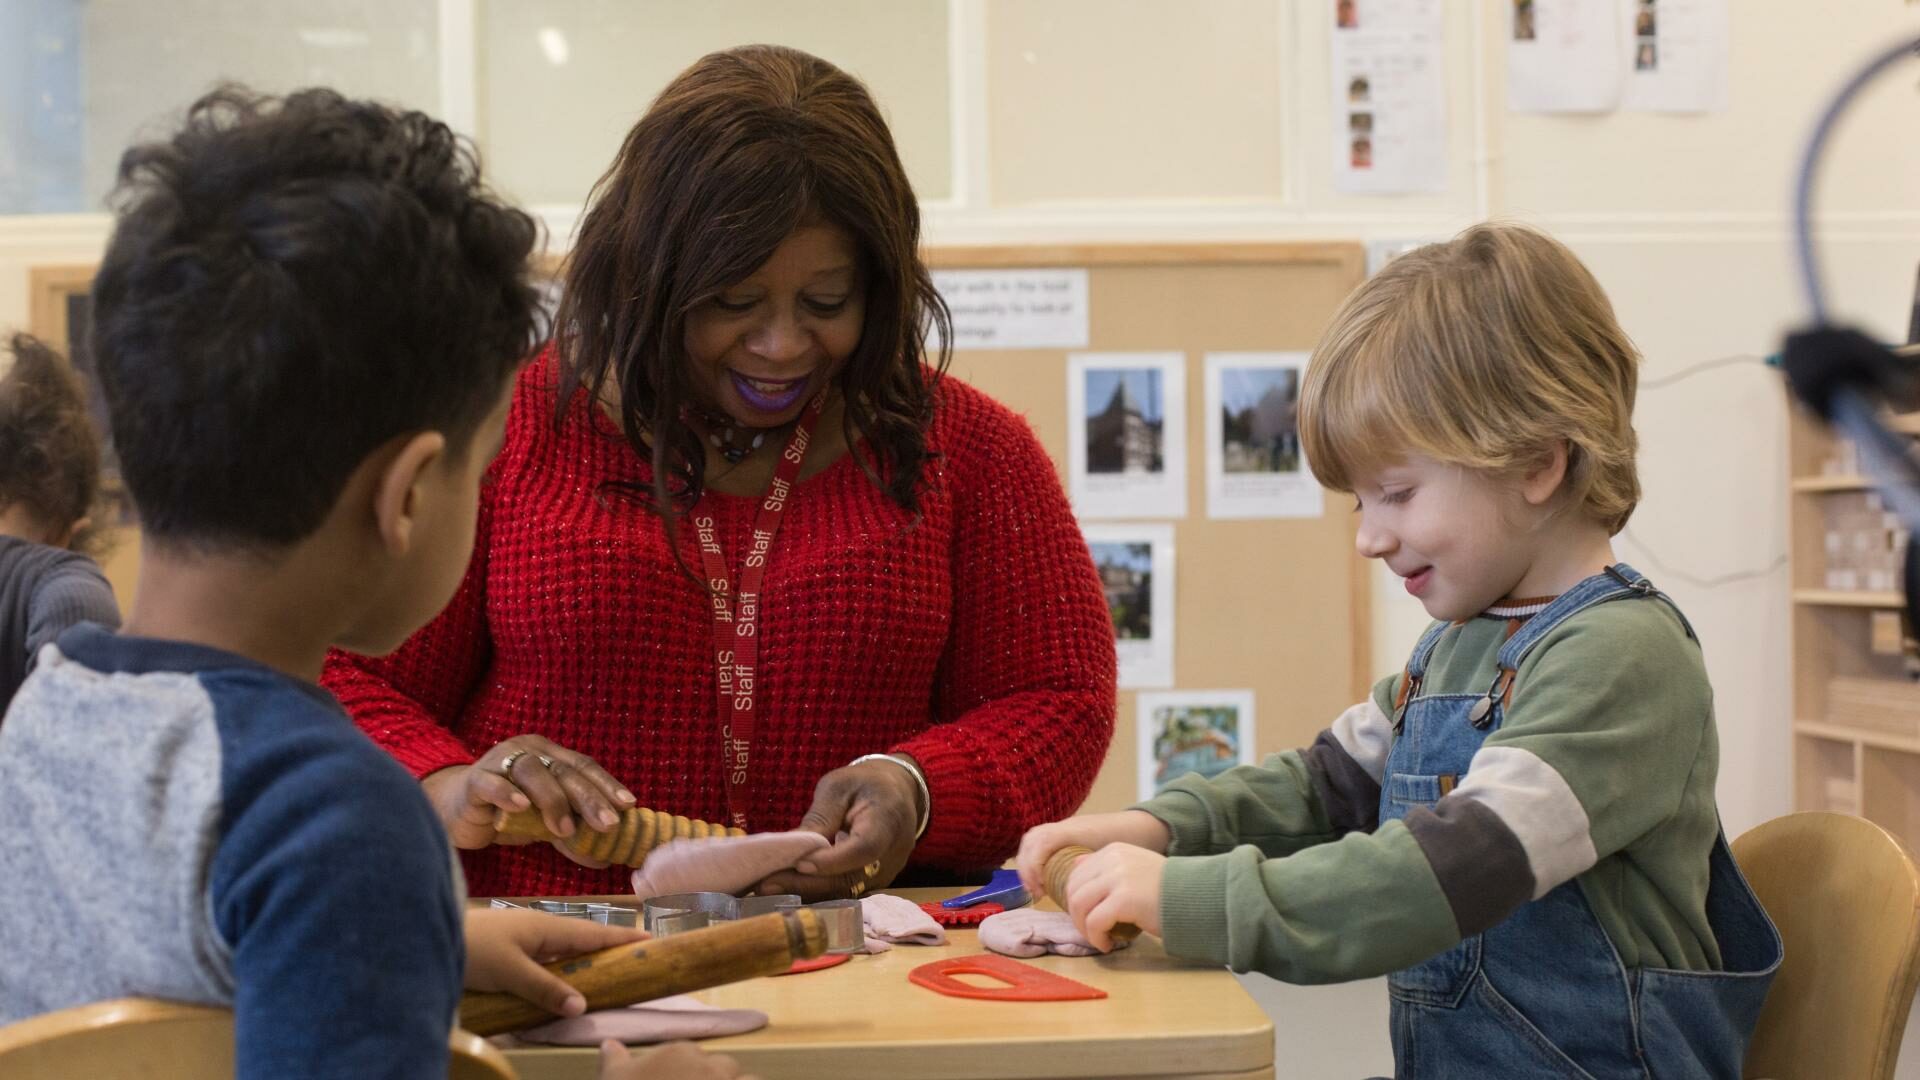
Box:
[1734,811,1920,1080]
[0,997,517,1080]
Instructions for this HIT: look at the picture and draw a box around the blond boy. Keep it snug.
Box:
[1020,224,1782,1078]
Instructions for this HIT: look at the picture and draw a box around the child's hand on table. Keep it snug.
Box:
[600,1040,757,1079]
[463,908,646,1018]
[1061,843,1167,952]
[1015,810,1172,901]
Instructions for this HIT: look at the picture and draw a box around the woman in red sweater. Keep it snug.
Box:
[321,45,1116,900]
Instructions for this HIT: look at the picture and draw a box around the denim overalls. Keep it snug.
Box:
[1380,565,1781,1079]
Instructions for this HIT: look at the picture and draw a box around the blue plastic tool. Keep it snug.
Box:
[940,868,1031,910]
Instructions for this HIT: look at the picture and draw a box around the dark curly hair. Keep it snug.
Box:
[555,44,952,517]
[89,85,544,552]
[0,334,104,553]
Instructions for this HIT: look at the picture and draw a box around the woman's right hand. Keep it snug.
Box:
[423,736,637,866]
[1015,810,1174,902]
[599,1040,755,1080]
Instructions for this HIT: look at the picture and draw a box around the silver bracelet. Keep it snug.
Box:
[849,753,930,839]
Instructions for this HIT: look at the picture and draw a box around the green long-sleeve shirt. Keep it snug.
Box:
[1133,597,1723,983]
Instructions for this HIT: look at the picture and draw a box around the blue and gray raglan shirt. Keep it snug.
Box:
[0,624,465,1080]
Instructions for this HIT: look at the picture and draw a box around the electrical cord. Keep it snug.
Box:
[1629,353,1786,589]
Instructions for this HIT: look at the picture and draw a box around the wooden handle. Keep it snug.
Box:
[1045,844,1142,944]
[494,805,745,867]
[459,907,827,1036]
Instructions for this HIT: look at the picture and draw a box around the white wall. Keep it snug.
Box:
[4,2,1919,1072]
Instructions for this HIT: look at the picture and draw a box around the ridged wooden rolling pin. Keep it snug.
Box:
[460,907,827,1036]
[1044,844,1142,944]
[495,805,745,867]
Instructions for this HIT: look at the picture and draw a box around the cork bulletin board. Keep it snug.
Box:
[924,243,1372,815]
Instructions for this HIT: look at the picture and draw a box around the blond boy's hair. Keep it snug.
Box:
[1300,223,1641,534]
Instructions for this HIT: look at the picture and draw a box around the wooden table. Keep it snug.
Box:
[479,889,1274,1080]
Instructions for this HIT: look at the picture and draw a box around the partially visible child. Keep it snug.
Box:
[0,333,119,710]
[0,87,747,1080]
[1020,224,1782,1077]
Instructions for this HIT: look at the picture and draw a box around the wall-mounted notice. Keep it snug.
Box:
[930,268,1090,351]
[1621,0,1728,113]
[1507,0,1623,113]
[1330,0,1447,195]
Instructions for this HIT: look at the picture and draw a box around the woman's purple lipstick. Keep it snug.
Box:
[730,370,809,413]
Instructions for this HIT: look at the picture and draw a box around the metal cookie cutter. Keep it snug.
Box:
[489,897,640,928]
[642,892,801,936]
[640,892,863,955]
[808,898,864,955]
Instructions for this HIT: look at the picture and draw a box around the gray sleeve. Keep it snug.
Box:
[26,565,121,672]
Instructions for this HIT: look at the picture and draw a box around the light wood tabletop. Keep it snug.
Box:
[478,888,1275,1080]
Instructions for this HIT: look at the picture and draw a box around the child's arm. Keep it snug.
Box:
[1019,687,1395,919]
[1133,606,1709,983]
[213,751,465,1079]
[24,558,120,667]
[1136,694,1394,862]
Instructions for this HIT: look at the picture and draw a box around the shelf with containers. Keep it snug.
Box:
[1789,387,1920,851]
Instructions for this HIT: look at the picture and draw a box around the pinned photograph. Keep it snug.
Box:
[1350,135,1372,169]
[1349,111,1373,134]
[1336,0,1358,30]
[1204,352,1323,519]
[1513,0,1535,41]
[1137,690,1257,801]
[1083,523,1175,689]
[1635,39,1658,71]
[1067,352,1188,519]
[1348,75,1371,105]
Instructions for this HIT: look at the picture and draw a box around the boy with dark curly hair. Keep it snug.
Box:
[0,86,747,1080]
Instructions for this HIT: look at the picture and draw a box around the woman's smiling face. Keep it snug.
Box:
[683,223,866,429]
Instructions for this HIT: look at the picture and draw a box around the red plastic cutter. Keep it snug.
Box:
[907,954,1107,1002]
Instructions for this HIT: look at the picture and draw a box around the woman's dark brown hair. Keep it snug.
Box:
[0,334,104,554]
[554,43,952,516]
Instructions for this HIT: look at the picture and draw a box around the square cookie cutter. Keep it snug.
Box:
[642,892,865,954]
[489,897,640,928]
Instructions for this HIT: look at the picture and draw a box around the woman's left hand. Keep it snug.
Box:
[751,756,925,901]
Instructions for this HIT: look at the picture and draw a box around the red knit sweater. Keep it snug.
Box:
[322,350,1117,898]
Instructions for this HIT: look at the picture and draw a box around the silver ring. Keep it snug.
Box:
[498,749,529,776]
[536,754,557,770]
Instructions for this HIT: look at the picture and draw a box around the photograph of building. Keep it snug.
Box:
[1085,368,1164,474]
[1219,366,1300,474]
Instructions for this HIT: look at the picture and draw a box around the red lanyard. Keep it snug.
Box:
[691,393,825,831]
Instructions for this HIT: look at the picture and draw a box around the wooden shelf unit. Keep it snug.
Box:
[1789,383,1920,851]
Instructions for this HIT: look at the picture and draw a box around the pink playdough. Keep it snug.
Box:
[629,829,830,899]
[977,908,1130,958]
